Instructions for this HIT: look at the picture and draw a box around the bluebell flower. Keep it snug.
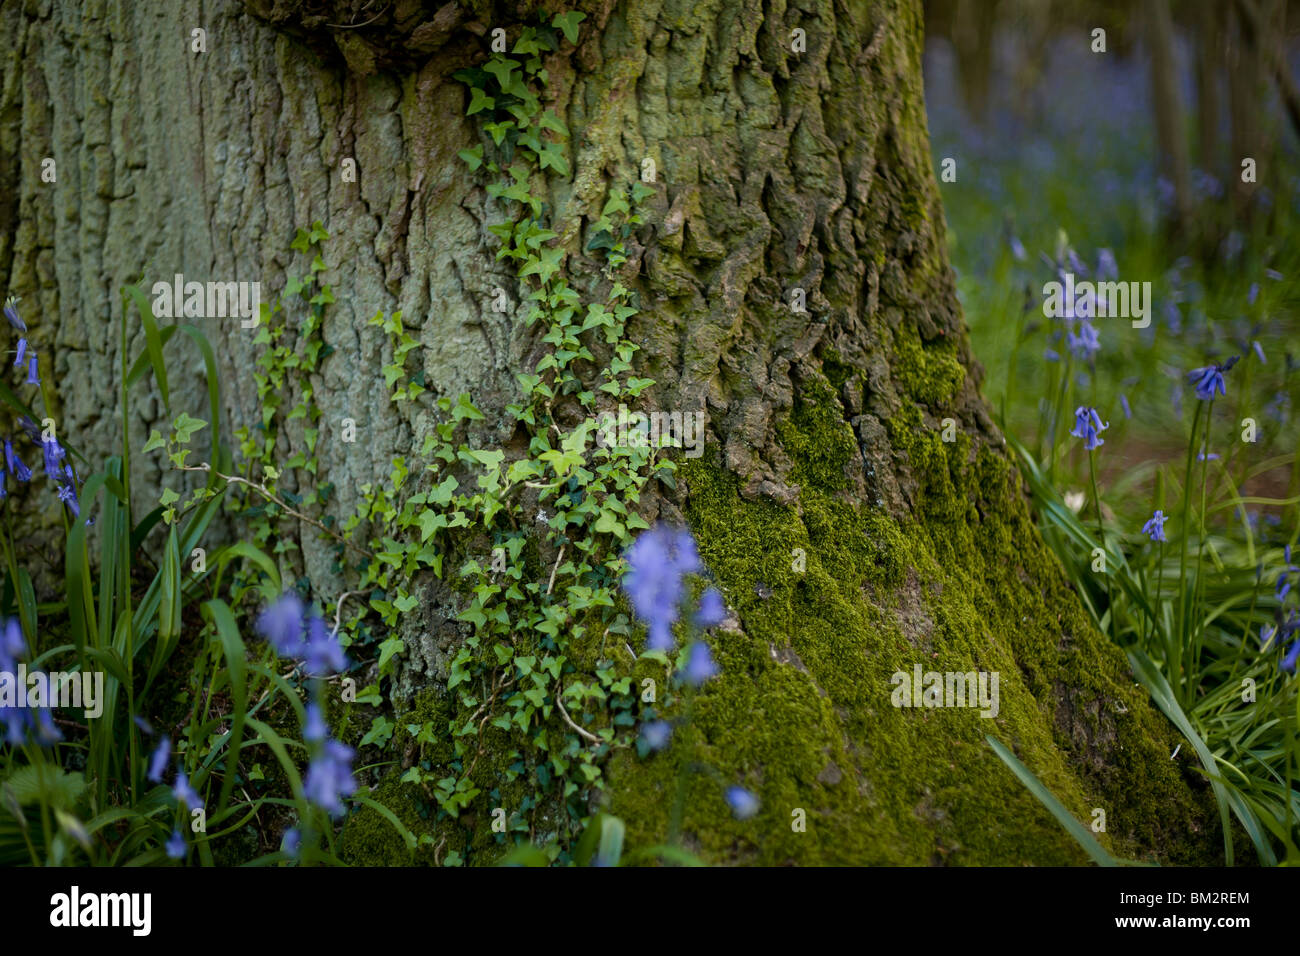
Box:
[1044,348,1060,362]
[1197,449,1220,462]
[1278,576,1292,602]
[1097,248,1118,281]
[3,297,25,332]
[1009,236,1026,262]
[1163,300,1182,333]
[57,480,79,517]
[1253,341,1266,363]
[147,737,171,783]
[695,588,726,629]
[282,828,301,859]
[15,416,39,441]
[173,771,200,809]
[0,618,21,664]
[25,354,38,386]
[42,436,65,480]
[133,715,155,735]
[303,614,348,677]
[0,470,6,501]
[1266,268,1283,281]
[1119,394,1131,420]
[1142,510,1167,543]
[682,641,719,687]
[724,786,760,820]
[165,829,186,860]
[1282,641,1300,674]
[639,719,672,752]
[303,739,357,817]
[303,702,328,744]
[1066,319,1100,361]
[622,525,702,652]
[256,592,306,658]
[13,338,26,368]
[1249,282,1259,305]
[1070,406,1109,451]
[1187,356,1238,401]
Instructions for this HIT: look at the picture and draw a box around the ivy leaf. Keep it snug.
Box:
[483,58,518,93]
[552,11,586,44]
[377,636,406,675]
[458,145,484,170]
[172,412,207,444]
[142,429,166,453]
[467,87,495,116]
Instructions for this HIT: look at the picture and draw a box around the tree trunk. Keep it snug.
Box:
[2,0,1219,865]
[1146,0,1193,231]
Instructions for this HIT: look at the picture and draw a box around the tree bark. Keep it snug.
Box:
[2,0,1219,864]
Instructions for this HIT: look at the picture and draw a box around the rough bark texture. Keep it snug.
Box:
[2,0,1220,864]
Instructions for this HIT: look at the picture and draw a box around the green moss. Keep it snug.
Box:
[774,377,858,492]
[602,418,1218,864]
[891,324,965,408]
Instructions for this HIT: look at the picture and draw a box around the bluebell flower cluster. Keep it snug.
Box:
[255,592,350,677]
[1141,510,1167,543]
[1186,355,1239,401]
[1,297,82,517]
[1070,406,1109,451]
[257,594,357,819]
[622,524,706,652]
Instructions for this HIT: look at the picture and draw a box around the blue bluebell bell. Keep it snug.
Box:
[682,641,719,687]
[3,297,25,332]
[165,829,186,860]
[173,771,200,809]
[694,588,726,629]
[1096,248,1118,281]
[303,702,328,744]
[1066,320,1100,361]
[13,338,26,369]
[256,592,307,658]
[42,436,65,480]
[724,786,760,820]
[25,354,38,386]
[303,614,348,677]
[147,738,171,783]
[303,739,357,817]
[640,719,672,752]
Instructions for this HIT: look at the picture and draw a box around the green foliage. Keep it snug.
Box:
[330,20,693,863]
